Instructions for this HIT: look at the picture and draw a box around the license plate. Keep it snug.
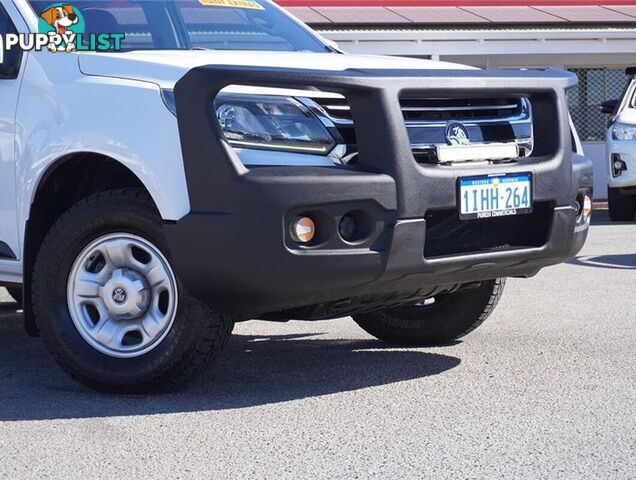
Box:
[458,173,532,220]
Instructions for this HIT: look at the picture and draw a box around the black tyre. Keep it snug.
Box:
[32,188,234,392]
[6,286,23,305]
[353,279,505,346]
[608,187,634,222]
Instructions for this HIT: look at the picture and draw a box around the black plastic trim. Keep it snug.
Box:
[0,241,16,259]
[165,65,590,318]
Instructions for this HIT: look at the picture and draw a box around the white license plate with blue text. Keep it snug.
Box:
[459,173,532,220]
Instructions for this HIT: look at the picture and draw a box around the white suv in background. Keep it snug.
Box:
[604,67,636,221]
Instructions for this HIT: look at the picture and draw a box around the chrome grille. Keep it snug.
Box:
[309,95,533,164]
[313,97,526,124]
[314,97,352,121]
[400,98,523,123]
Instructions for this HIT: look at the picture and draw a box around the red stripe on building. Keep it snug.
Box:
[277,0,636,7]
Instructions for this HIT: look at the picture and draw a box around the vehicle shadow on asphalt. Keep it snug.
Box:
[567,254,636,270]
[0,308,460,421]
[591,210,635,226]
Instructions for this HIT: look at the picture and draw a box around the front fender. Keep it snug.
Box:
[16,53,190,252]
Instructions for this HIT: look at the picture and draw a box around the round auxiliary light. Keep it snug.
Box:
[338,214,357,243]
[582,195,592,219]
[291,217,316,244]
[614,160,624,172]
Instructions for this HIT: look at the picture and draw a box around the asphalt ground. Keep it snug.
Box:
[0,210,634,479]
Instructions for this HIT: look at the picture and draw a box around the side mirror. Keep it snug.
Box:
[600,99,618,115]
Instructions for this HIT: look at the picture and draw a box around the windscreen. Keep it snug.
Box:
[28,0,330,52]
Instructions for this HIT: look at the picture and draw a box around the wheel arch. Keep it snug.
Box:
[22,152,162,336]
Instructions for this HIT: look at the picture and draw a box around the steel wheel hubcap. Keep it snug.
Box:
[67,233,178,358]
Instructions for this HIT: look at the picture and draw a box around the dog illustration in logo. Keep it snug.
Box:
[40,4,78,52]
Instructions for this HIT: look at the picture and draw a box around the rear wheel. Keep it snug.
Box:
[608,187,634,222]
[32,188,234,392]
[353,279,505,346]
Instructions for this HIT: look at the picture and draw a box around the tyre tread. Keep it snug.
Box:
[353,279,506,346]
[31,188,234,392]
[608,187,635,222]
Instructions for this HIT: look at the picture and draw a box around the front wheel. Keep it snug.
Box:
[353,279,505,346]
[608,187,634,222]
[32,189,234,392]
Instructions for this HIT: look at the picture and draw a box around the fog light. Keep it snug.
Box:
[338,214,357,242]
[582,195,592,219]
[612,154,627,177]
[290,217,315,243]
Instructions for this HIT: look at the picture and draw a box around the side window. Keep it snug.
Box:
[0,4,21,79]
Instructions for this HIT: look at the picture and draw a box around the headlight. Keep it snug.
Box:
[214,94,336,155]
[612,122,636,141]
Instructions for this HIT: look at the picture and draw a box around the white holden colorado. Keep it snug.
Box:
[0,0,592,391]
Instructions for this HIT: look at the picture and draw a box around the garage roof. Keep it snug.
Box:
[278,1,636,25]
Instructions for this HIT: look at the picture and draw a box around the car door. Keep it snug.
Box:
[0,1,23,266]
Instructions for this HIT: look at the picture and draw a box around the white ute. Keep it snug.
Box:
[0,0,592,391]
[604,67,636,221]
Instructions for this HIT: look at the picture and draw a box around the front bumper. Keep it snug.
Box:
[607,140,636,189]
[165,66,592,317]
